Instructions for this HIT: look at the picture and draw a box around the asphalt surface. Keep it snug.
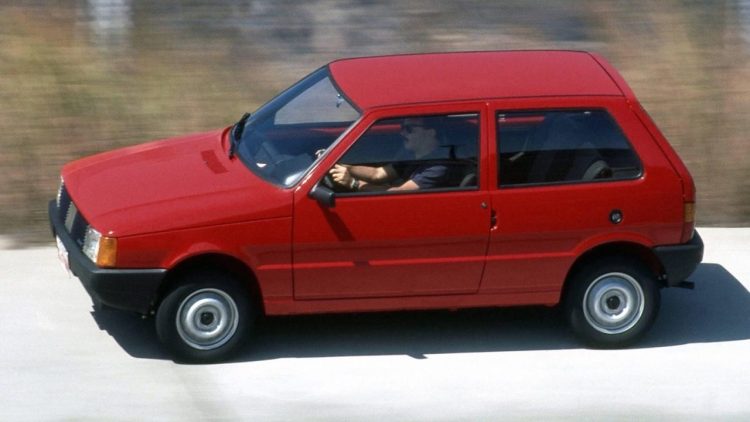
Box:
[1,228,749,421]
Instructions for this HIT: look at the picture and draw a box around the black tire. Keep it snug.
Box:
[564,258,660,348]
[156,271,253,363]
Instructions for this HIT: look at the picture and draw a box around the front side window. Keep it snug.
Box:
[236,67,360,187]
[497,110,642,187]
[327,113,479,193]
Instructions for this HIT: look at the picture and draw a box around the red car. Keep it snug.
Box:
[49,51,703,362]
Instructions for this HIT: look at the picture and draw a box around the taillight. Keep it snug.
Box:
[681,202,695,243]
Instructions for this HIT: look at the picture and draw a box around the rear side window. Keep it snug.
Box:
[496,110,642,187]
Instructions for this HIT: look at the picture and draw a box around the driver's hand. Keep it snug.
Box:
[329,164,352,187]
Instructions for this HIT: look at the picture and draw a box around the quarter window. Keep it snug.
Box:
[496,110,642,187]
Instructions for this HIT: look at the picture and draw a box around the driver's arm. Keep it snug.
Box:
[347,164,397,183]
[330,164,397,187]
[387,179,420,191]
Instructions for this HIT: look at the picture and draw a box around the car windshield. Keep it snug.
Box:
[235,67,360,187]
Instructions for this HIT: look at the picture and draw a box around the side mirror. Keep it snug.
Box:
[309,184,335,208]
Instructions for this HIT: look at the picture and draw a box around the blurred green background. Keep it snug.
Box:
[1,1,748,246]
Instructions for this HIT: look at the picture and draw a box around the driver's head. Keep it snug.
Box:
[400,117,440,156]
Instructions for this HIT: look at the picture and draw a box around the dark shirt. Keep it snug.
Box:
[409,162,450,189]
[396,150,451,189]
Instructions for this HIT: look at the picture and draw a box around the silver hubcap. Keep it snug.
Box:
[583,272,645,335]
[176,288,239,350]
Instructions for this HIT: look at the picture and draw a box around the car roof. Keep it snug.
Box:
[328,50,625,110]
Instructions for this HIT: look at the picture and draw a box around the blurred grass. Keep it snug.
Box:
[0,1,748,246]
[597,2,750,226]
[0,5,291,244]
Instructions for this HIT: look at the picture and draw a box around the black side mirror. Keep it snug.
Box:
[309,184,335,208]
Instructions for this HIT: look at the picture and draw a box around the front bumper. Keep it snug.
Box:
[654,230,704,287]
[49,200,166,314]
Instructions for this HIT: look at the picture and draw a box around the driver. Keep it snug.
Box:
[329,117,450,192]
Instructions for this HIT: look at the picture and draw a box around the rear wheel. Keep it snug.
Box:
[156,271,253,362]
[565,259,660,347]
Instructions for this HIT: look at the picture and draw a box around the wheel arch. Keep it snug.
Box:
[561,241,665,302]
[156,253,265,316]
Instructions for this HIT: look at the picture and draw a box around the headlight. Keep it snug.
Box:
[83,226,117,267]
[82,227,101,262]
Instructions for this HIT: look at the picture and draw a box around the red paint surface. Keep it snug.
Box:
[59,51,696,315]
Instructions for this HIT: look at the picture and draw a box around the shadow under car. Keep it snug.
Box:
[90,263,750,362]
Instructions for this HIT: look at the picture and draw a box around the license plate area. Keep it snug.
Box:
[55,235,71,275]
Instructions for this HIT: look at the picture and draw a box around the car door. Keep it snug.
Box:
[292,106,491,300]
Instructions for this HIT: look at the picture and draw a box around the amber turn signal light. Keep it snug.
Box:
[97,236,118,268]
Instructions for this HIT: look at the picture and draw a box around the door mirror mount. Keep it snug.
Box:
[309,184,336,208]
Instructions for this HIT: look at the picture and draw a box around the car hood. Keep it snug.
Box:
[62,129,292,237]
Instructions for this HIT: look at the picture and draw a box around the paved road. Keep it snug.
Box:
[1,228,749,421]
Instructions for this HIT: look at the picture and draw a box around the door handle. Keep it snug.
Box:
[490,210,498,230]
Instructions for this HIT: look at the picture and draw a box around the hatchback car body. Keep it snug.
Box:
[49,51,703,362]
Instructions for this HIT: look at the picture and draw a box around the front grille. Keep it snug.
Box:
[58,182,71,214]
[56,184,89,249]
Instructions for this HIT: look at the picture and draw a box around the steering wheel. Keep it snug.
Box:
[321,172,337,190]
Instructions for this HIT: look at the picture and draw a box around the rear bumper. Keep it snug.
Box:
[653,230,704,287]
[49,200,166,314]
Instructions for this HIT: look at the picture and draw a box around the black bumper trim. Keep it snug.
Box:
[653,230,704,287]
[49,200,166,314]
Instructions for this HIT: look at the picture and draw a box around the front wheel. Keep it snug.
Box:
[156,272,253,363]
[564,259,660,348]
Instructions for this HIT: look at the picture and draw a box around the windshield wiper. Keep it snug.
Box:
[229,112,251,158]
